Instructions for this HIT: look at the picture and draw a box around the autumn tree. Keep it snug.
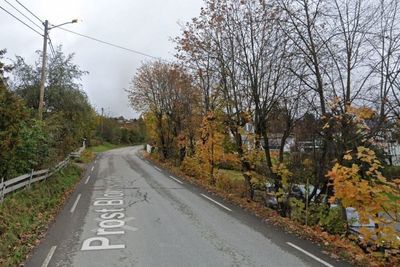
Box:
[197,111,225,185]
[327,106,400,248]
[173,0,400,222]
[127,61,200,160]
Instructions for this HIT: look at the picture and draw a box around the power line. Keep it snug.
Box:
[0,4,42,36]
[4,0,42,31]
[48,37,56,58]
[2,1,173,63]
[57,27,170,62]
[14,0,43,24]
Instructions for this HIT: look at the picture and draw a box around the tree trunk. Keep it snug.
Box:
[234,131,253,200]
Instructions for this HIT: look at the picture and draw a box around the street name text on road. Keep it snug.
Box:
[81,189,126,251]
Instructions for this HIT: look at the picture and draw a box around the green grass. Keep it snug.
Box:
[87,142,126,153]
[0,165,82,267]
[75,149,96,164]
[383,165,400,180]
[218,169,245,181]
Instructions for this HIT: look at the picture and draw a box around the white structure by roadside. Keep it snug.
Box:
[242,123,295,152]
[384,141,400,166]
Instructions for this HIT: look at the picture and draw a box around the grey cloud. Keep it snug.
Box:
[0,0,203,118]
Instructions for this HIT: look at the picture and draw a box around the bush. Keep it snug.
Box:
[289,199,346,235]
[75,150,95,164]
[320,206,347,235]
[218,153,241,171]
[0,82,50,179]
[289,197,306,223]
[180,156,203,179]
[216,172,246,196]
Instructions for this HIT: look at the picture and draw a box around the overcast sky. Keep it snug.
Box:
[0,0,204,118]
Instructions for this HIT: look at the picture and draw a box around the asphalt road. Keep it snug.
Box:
[25,146,352,267]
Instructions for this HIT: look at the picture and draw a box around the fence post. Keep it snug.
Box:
[28,169,34,189]
[0,177,4,203]
[45,169,49,181]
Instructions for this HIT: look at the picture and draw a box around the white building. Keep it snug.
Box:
[383,140,400,166]
[242,123,295,152]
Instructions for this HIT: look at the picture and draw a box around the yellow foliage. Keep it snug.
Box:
[346,105,375,120]
[216,171,246,196]
[328,146,400,248]
[142,112,159,145]
[180,156,203,179]
[272,163,293,203]
[197,111,225,183]
[343,154,352,161]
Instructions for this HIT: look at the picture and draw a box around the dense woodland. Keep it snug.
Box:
[0,48,145,181]
[127,0,400,250]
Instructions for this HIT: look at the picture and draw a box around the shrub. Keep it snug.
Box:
[218,153,241,171]
[289,197,305,223]
[289,199,346,235]
[76,150,95,164]
[216,172,246,196]
[180,156,203,179]
[320,206,347,235]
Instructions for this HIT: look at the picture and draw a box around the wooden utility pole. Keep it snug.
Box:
[101,107,104,135]
[37,19,77,120]
[38,20,49,120]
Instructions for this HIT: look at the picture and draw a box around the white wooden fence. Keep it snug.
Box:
[0,144,85,202]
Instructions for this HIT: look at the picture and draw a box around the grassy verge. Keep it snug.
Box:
[75,149,96,164]
[0,165,82,267]
[218,169,244,181]
[87,142,127,153]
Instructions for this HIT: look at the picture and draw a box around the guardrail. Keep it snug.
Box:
[0,144,85,202]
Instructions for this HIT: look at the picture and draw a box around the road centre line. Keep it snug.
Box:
[201,194,232,212]
[286,242,334,267]
[85,175,91,184]
[41,246,57,267]
[169,175,183,184]
[70,194,81,213]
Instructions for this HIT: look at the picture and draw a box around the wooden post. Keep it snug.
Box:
[0,177,4,203]
[305,176,309,226]
[28,169,34,189]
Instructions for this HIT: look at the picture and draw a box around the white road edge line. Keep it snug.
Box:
[286,242,334,267]
[154,166,162,172]
[41,245,57,267]
[70,194,81,213]
[201,194,232,212]
[91,166,94,172]
[85,175,91,184]
[169,175,183,184]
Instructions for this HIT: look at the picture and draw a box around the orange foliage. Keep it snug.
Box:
[328,146,400,248]
[197,111,225,184]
